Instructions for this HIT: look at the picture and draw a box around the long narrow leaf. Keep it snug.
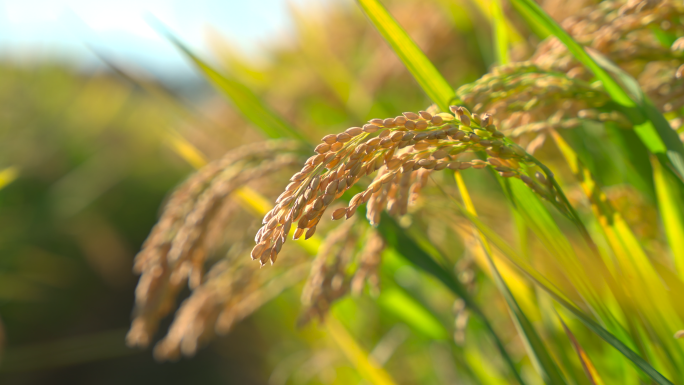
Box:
[377,286,449,341]
[652,156,684,278]
[456,172,565,384]
[490,0,509,65]
[558,315,605,385]
[452,202,674,385]
[326,317,398,385]
[376,214,526,385]
[148,18,309,143]
[486,250,567,384]
[356,0,454,111]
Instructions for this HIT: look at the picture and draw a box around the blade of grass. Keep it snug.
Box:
[435,173,671,383]
[456,172,566,384]
[550,130,684,378]
[166,133,210,170]
[652,156,684,278]
[507,0,550,40]
[558,315,605,385]
[499,176,615,325]
[356,0,454,111]
[376,213,526,385]
[486,249,567,384]
[377,286,449,341]
[0,167,19,191]
[326,316,398,385]
[490,0,509,65]
[450,200,674,385]
[548,129,668,286]
[461,0,526,44]
[548,128,656,360]
[147,17,309,144]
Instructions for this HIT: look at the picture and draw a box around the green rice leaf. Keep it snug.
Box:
[326,316,399,385]
[376,214,526,385]
[485,249,567,384]
[456,171,565,383]
[490,0,509,65]
[652,156,684,278]
[452,202,674,385]
[356,0,454,111]
[377,286,449,341]
[558,315,605,385]
[149,19,309,143]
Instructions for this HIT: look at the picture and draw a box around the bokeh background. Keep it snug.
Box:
[0,0,598,383]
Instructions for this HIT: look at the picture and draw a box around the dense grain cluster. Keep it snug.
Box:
[253,107,560,265]
[127,140,302,349]
[298,218,358,326]
[534,0,684,75]
[455,0,684,149]
[455,63,616,142]
[533,0,684,112]
[152,258,310,360]
[298,221,386,325]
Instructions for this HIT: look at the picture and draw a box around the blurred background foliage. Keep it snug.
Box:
[0,0,682,384]
[0,1,497,383]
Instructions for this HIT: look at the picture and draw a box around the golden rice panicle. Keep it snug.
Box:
[255,109,554,264]
[127,141,301,349]
[451,0,684,145]
[533,0,683,73]
[152,254,310,361]
[533,0,684,112]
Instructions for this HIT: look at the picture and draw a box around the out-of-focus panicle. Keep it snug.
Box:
[254,107,562,266]
[127,140,302,349]
[298,217,358,326]
[152,258,310,360]
[455,62,614,140]
[350,230,385,297]
[455,0,684,150]
[533,0,684,113]
[534,0,683,74]
[452,247,477,345]
[298,222,386,326]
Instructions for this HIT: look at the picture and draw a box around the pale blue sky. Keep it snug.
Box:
[0,0,328,79]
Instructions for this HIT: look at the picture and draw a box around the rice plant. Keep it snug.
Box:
[127,0,684,383]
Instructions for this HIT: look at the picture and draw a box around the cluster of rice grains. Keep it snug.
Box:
[455,0,684,150]
[298,219,385,326]
[534,0,684,78]
[127,141,302,354]
[535,0,684,112]
[253,107,559,266]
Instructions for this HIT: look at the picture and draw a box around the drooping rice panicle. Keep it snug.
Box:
[298,217,358,326]
[253,107,560,265]
[127,140,302,348]
[454,0,684,148]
